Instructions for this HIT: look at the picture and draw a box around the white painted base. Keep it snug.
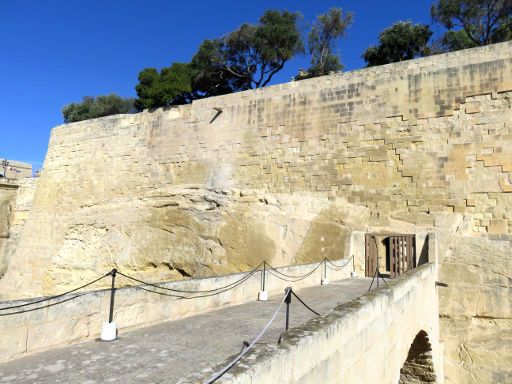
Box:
[350,271,357,278]
[258,291,268,301]
[100,322,117,341]
[321,278,329,285]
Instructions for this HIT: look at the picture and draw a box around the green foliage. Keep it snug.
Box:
[431,0,512,49]
[191,39,240,97]
[62,94,136,123]
[134,63,194,110]
[301,7,353,79]
[191,10,303,93]
[363,21,433,66]
[436,29,478,52]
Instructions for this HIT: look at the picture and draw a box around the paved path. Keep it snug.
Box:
[0,278,371,384]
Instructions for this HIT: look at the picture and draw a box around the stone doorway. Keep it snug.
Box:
[364,234,416,278]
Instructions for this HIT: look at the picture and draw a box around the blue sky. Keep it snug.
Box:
[0,1,439,170]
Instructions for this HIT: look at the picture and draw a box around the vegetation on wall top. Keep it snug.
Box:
[62,0,512,122]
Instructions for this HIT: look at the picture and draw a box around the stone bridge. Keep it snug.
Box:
[186,262,442,384]
[0,256,442,383]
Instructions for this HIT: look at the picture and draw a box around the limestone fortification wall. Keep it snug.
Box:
[0,42,511,382]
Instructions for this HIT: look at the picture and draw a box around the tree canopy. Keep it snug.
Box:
[431,0,512,50]
[134,63,195,111]
[363,21,433,66]
[62,94,136,123]
[298,7,353,79]
[191,10,303,93]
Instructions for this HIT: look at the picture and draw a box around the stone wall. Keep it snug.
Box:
[0,258,352,363]
[183,263,442,384]
[438,234,512,383]
[0,178,36,278]
[0,159,32,180]
[0,42,511,382]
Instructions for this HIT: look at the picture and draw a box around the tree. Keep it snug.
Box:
[191,10,303,93]
[431,0,512,51]
[134,62,195,111]
[363,22,433,66]
[191,39,247,97]
[300,7,353,79]
[62,94,136,123]
[436,29,478,52]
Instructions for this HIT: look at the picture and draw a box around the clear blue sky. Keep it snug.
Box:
[0,1,440,170]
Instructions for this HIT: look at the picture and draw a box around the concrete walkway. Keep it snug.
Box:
[0,278,372,384]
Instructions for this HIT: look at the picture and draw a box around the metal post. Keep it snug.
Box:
[324,258,327,279]
[108,268,117,323]
[352,255,355,273]
[376,256,380,288]
[258,262,268,301]
[262,262,266,292]
[285,287,292,331]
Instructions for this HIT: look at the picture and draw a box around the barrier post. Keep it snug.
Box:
[285,287,292,331]
[321,258,329,285]
[351,254,357,277]
[108,268,117,323]
[101,268,118,341]
[258,262,268,301]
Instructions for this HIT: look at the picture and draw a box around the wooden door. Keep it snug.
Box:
[389,235,416,278]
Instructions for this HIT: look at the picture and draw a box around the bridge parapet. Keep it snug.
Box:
[188,262,442,384]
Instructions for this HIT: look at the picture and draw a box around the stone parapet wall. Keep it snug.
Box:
[0,258,352,363]
[183,263,441,384]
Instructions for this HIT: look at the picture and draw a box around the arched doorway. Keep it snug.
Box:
[399,330,436,383]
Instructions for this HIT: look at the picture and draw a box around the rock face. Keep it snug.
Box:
[0,178,36,278]
[0,43,511,383]
[438,235,512,383]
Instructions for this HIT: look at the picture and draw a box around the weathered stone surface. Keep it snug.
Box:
[438,234,512,383]
[0,42,511,383]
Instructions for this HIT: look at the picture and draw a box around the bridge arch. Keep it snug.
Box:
[399,330,437,384]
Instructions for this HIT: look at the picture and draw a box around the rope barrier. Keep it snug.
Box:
[0,293,87,317]
[116,262,263,294]
[0,271,112,312]
[122,267,260,300]
[0,257,349,316]
[205,288,290,384]
[290,290,321,316]
[264,260,323,281]
[325,256,352,271]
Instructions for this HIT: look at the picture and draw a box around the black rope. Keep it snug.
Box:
[265,267,318,283]
[264,260,323,280]
[122,266,260,300]
[0,271,112,311]
[0,293,87,317]
[325,257,352,270]
[116,262,263,294]
[291,291,321,316]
